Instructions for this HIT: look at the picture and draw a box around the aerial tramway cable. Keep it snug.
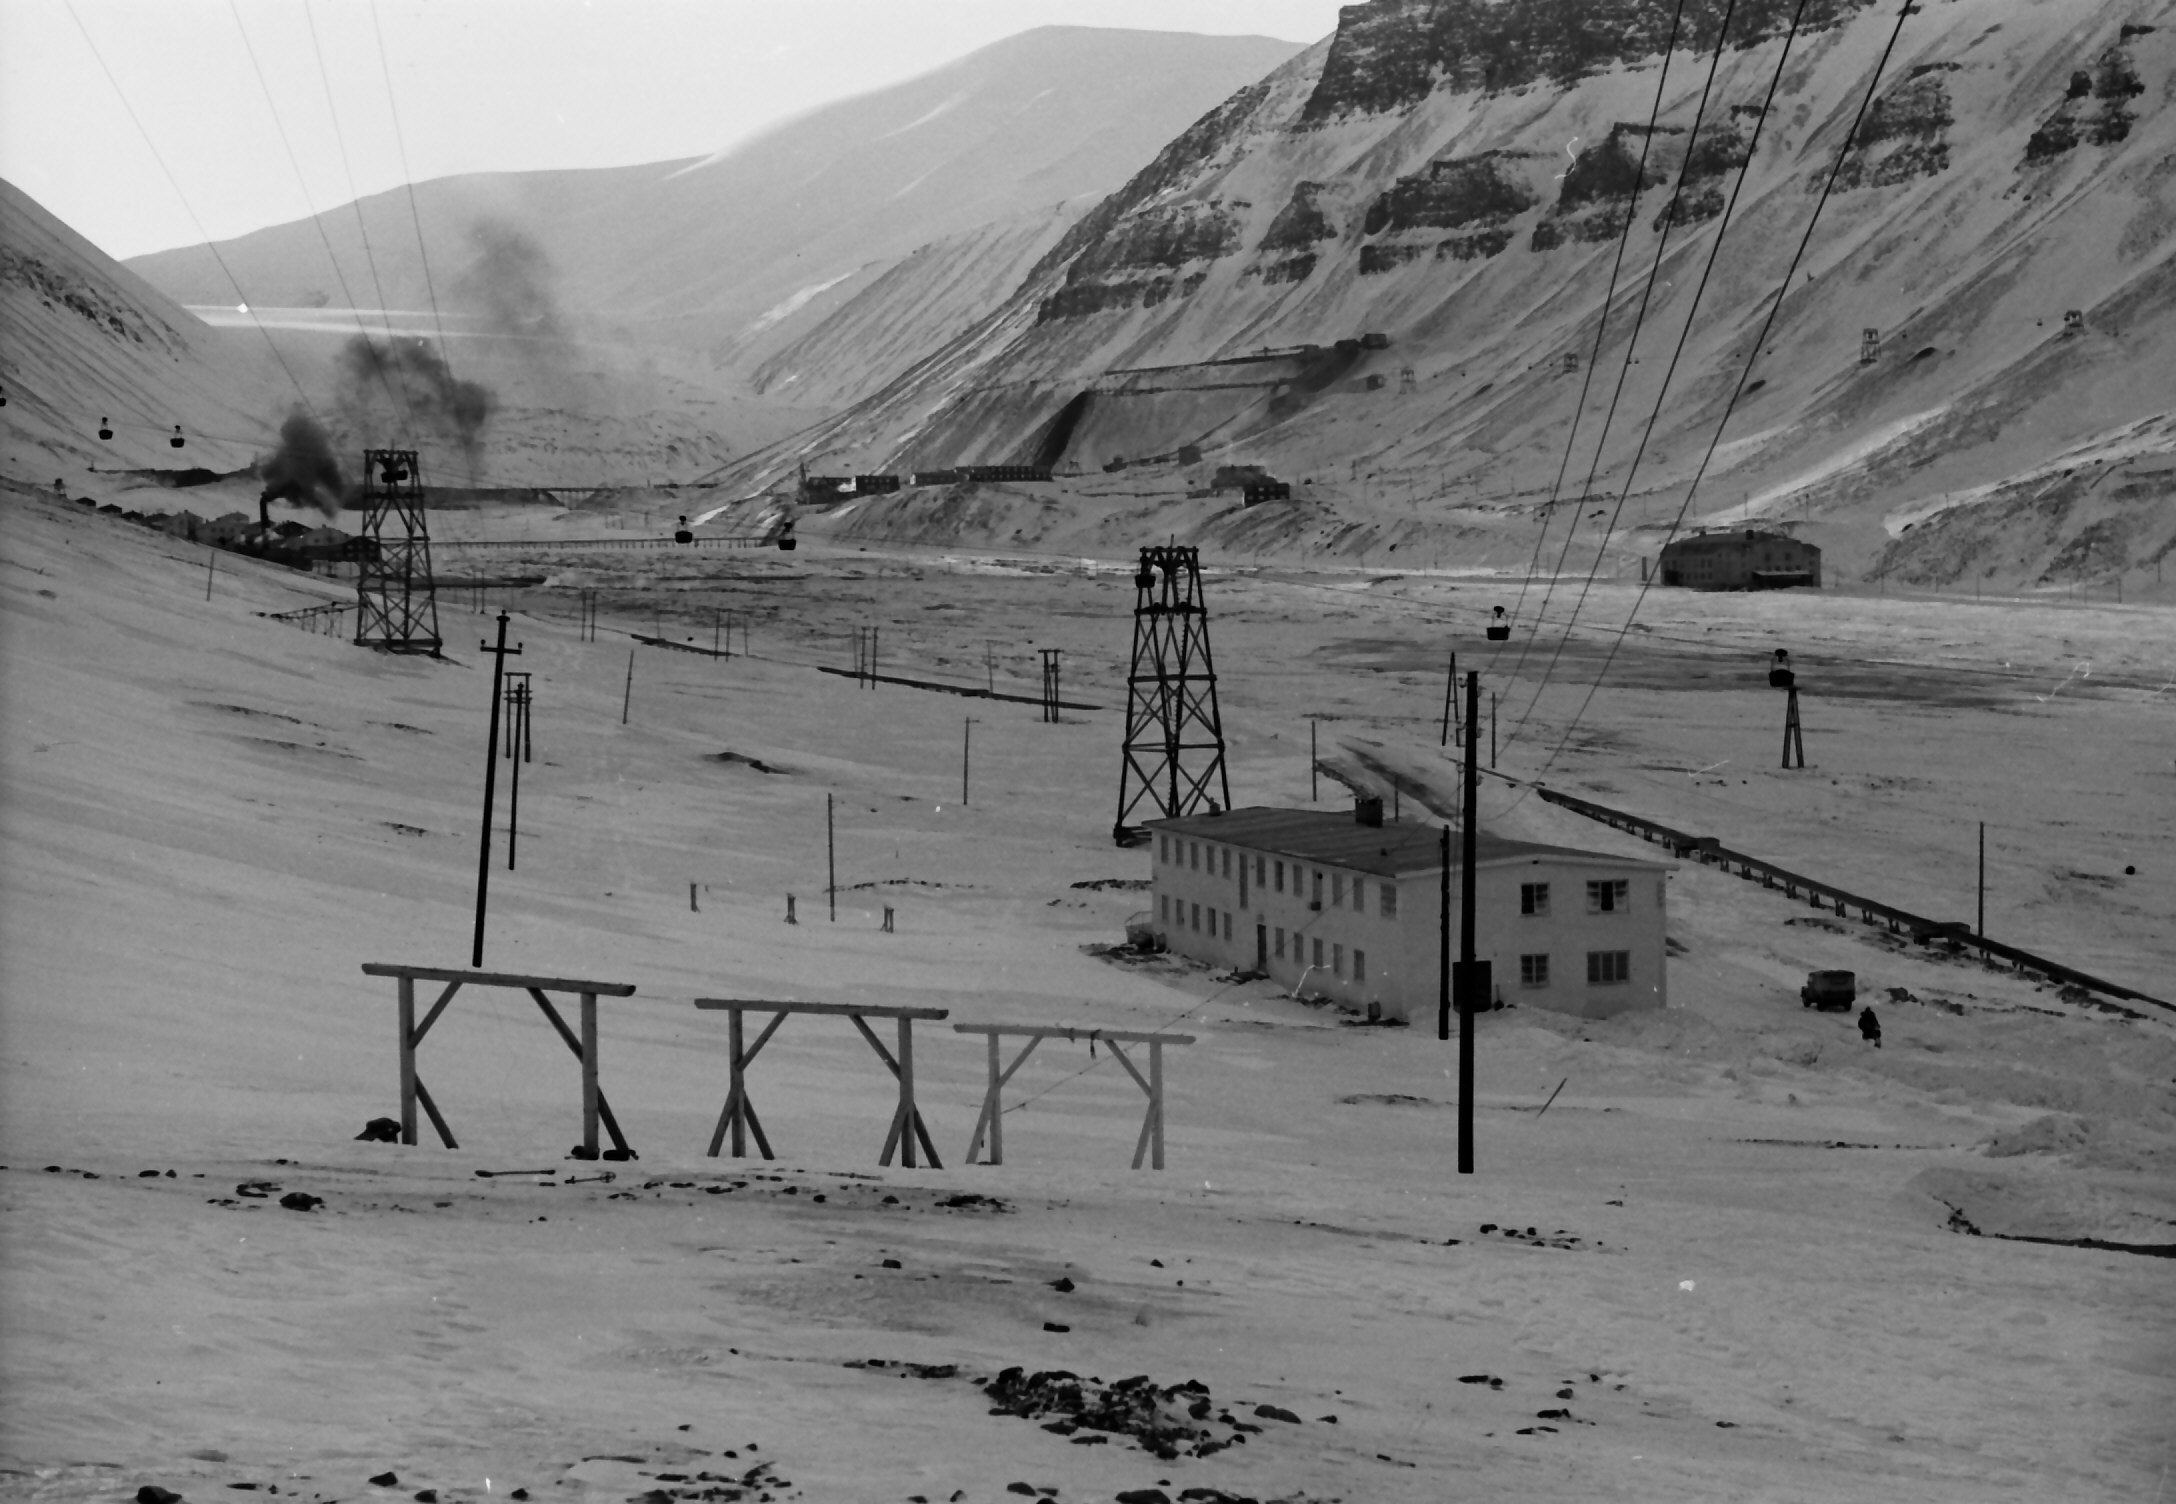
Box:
[1502,0,1922,808]
[226,0,420,447]
[61,0,329,435]
[1504,0,1748,745]
[1502,0,1693,680]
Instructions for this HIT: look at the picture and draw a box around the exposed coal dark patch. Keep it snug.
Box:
[1939,1201,2174,1258]
[241,737,361,760]
[1070,878,1151,891]
[201,702,307,725]
[711,750,791,774]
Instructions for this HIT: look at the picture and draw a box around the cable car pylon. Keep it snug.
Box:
[1113,545,1230,846]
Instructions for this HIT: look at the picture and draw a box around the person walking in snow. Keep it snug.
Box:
[1858,1006,1882,1047]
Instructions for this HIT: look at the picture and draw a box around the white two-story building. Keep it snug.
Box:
[1144,803,1669,1021]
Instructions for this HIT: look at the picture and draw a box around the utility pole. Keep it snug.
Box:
[1455,671,1483,1175]
[473,612,522,967]
[621,650,635,725]
[1490,691,1498,770]
[504,672,531,870]
[962,717,976,805]
[1977,821,1986,954]
[1310,719,1318,801]
[1040,649,1063,723]
[827,793,837,922]
[1440,650,1457,747]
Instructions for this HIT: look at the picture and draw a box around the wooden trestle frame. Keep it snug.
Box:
[359,964,638,1156]
[953,1025,1195,1170]
[693,1000,949,1167]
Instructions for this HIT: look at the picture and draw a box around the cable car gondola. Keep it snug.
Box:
[98,417,113,441]
[170,425,185,449]
[673,514,693,544]
[1485,605,1511,641]
[1768,649,1794,688]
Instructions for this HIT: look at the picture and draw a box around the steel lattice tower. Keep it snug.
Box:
[353,448,443,654]
[1114,545,1230,845]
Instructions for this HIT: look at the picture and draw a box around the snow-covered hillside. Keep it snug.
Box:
[749,0,2176,592]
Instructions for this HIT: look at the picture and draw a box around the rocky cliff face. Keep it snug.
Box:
[759,0,2176,590]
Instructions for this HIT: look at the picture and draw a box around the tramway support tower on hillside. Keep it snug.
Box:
[1114,545,1230,846]
[354,448,443,655]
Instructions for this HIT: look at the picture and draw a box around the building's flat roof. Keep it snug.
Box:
[1661,530,1818,554]
[1145,807,1666,878]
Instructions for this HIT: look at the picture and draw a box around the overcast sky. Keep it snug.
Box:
[0,0,1349,262]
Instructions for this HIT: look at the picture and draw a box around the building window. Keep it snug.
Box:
[1331,873,1344,908]
[1223,911,1233,941]
[1332,943,1343,976]
[1159,835,1168,864]
[1381,883,1398,919]
[1354,948,1366,982]
[1587,880,1629,913]
[1352,879,1365,915]
[1274,860,1285,893]
[1189,842,1199,871]
[1520,953,1549,987]
[1311,871,1323,907]
[1311,937,1324,968]
[1587,950,1631,984]
[1222,847,1231,880]
[1521,882,1550,915]
[1159,894,1169,923]
[1256,855,1266,887]
[1190,902,1200,932]
[1274,928,1285,960]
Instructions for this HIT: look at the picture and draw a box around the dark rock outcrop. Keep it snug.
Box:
[1301,0,1882,122]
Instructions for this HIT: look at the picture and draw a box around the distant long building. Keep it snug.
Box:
[1658,529,1821,590]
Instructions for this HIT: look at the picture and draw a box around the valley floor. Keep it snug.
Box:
[3,484,2172,1503]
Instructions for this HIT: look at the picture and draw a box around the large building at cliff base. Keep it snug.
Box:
[1658,529,1821,590]
[1146,804,1669,1022]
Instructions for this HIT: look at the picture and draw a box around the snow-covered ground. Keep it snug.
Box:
[4,484,2171,1503]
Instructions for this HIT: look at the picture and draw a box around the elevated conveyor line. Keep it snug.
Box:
[1526,785,2170,1017]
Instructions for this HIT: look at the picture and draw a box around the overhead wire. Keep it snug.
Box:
[1503,0,1747,748]
[302,0,428,447]
[1502,0,1692,687]
[1503,0,1923,810]
[60,0,324,435]
[366,0,459,404]
[225,0,419,448]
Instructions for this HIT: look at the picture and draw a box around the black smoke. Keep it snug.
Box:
[337,334,494,471]
[257,411,345,524]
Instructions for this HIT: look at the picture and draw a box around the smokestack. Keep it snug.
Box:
[257,412,346,526]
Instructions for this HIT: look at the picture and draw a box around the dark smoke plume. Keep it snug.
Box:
[337,334,494,470]
[257,411,345,524]
[454,217,564,340]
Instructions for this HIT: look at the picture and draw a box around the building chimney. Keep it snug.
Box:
[1355,795,1384,827]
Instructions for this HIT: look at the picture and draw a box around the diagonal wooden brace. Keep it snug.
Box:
[526,988,632,1157]
[963,1034,1044,1165]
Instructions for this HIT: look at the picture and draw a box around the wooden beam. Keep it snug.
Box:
[413,1074,458,1149]
[410,978,463,1047]
[397,974,418,1146]
[363,963,635,997]
[950,1024,1196,1045]
[694,998,948,1021]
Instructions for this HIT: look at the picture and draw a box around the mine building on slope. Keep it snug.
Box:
[1145,803,1669,1021]
[1658,529,1821,590]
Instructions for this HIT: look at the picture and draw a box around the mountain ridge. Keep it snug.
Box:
[730,0,2176,593]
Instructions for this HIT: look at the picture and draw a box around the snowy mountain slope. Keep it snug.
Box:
[0,178,291,481]
[752,0,2176,589]
[124,29,1304,382]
